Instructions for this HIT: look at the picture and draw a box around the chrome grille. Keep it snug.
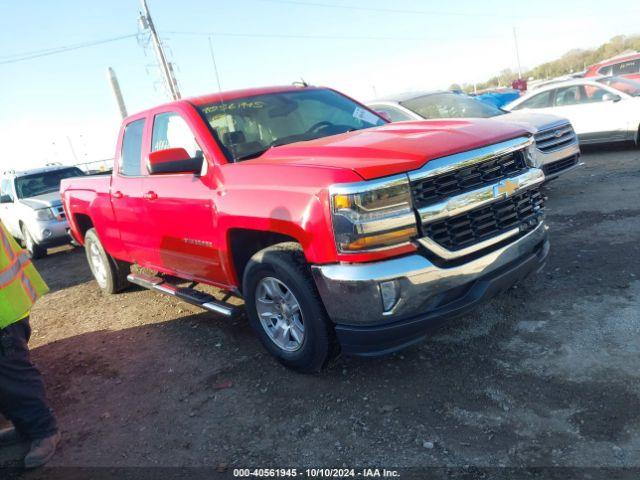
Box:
[534,124,576,153]
[543,154,579,176]
[410,150,528,209]
[422,188,544,252]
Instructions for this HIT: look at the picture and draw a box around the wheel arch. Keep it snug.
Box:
[227,228,303,293]
[71,213,94,243]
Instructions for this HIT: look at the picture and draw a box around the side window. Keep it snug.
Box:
[151,112,201,158]
[612,60,640,75]
[578,86,611,103]
[0,179,14,201]
[120,119,145,177]
[554,86,583,106]
[598,65,613,76]
[371,105,413,122]
[514,90,552,110]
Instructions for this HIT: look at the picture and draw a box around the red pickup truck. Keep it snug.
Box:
[61,85,549,372]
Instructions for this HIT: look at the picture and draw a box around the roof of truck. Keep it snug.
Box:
[187,85,318,106]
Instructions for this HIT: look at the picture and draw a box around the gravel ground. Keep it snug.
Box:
[1,145,639,472]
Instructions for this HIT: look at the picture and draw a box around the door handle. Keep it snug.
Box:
[143,191,158,200]
[112,191,124,199]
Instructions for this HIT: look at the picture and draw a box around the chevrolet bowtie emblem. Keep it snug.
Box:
[493,179,519,198]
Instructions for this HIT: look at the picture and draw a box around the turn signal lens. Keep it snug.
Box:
[332,194,352,211]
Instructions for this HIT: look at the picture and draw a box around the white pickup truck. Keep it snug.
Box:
[0,165,84,258]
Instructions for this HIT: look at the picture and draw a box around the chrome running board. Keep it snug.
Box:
[127,272,240,318]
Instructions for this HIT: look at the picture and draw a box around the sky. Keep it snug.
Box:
[1,0,639,170]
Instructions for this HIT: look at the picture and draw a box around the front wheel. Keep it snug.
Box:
[84,228,130,294]
[21,225,46,259]
[242,242,337,373]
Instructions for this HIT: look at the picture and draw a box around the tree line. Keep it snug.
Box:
[467,34,640,92]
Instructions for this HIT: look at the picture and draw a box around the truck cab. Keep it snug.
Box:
[1,166,84,258]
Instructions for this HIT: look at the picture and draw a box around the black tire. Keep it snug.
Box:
[242,242,337,373]
[84,228,130,294]
[21,224,46,259]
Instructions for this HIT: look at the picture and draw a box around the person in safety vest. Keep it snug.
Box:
[0,220,59,468]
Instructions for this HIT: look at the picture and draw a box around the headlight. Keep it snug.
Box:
[330,175,418,252]
[34,208,54,221]
[525,143,542,168]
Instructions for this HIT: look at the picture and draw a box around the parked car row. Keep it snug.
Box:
[368,90,581,180]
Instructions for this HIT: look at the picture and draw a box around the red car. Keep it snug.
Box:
[61,85,548,372]
[584,52,640,81]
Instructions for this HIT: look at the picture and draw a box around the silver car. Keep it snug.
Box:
[0,166,84,258]
[368,91,581,180]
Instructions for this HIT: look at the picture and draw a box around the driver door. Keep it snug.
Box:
[141,110,225,284]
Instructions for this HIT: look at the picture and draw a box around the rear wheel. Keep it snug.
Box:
[84,228,130,294]
[21,224,46,259]
[242,242,337,373]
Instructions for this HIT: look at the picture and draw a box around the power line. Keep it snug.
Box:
[258,0,640,20]
[166,30,502,41]
[257,0,530,18]
[0,34,138,65]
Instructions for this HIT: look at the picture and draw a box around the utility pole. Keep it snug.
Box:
[513,27,522,79]
[139,0,181,100]
[107,67,128,119]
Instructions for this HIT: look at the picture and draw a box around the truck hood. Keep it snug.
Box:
[18,191,62,210]
[499,111,571,132]
[247,119,530,180]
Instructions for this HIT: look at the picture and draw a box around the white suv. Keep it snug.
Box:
[0,166,84,258]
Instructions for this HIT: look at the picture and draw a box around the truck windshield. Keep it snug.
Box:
[15,167,84,199]
[197,88,386,162]
[401,93,506,119]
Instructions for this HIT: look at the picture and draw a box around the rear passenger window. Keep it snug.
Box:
[120,119,145,176]
[612,60,640,75]
[514,90,552,110]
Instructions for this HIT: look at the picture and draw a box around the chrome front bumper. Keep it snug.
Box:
[312,221,548,328]
[25,217,70,246]
[532,138,581,179]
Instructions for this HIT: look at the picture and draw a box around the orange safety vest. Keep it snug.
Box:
[0,221,49,329]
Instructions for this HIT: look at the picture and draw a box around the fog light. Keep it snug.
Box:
[42,229,52,238]
[380,280,400,313]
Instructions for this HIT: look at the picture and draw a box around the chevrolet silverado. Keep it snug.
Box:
[61,85,549,372]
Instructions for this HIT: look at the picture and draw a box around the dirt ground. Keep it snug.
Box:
[2,145,639,472]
